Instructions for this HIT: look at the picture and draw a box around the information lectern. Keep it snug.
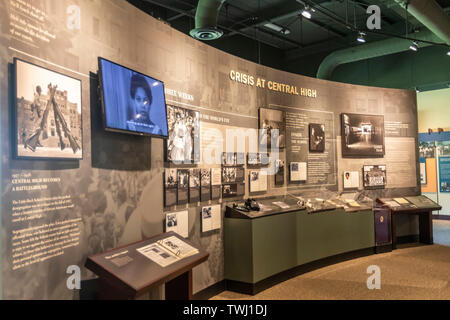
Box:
[85,232,209,300]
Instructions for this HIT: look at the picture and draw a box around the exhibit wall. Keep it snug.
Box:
[0,0,420,299]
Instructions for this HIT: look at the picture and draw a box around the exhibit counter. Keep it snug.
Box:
[224,204,375,294]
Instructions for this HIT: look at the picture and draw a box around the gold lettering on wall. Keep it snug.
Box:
[229,69,317,98]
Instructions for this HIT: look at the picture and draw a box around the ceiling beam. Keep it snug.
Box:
[223,0,347,40]
[142,0,285,49]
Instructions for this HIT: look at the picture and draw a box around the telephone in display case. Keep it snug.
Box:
[245,198,260,211]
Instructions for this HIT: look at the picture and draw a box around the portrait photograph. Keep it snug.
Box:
[341,113,385,157]
[177,169,189,189]
[309,123,325,152]
[165,168,178,188]
[189,168,200,188]
[166,104,200,164]
[15,59,83,159]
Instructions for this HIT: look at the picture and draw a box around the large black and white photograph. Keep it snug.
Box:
[166,104,200,164]
[259,108,286,150]
[363,165,387,189]
[15,59,82,159]
[341,113,385,157]
[309,123,325,152]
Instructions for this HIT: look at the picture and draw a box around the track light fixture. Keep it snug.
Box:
[409,41,419,51]
[356,32,366,43]
[264,22,290,35]
[301,6,312,19]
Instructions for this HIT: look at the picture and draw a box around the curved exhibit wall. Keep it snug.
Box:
[0,0,419,299]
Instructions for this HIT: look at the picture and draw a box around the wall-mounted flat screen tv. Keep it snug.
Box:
[98,57,169,138]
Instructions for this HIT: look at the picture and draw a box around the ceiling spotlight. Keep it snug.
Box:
[415,87,420,93]
[447,50,450,56]
[302,6,312,19]
[356,32,366,43]
[409,41,419,51]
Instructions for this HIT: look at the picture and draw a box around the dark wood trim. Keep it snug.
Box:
[375,244,392,254]
[192,280,227,300]
[433,214,450,221]
[397,234,420,244]
[226,247,375,296]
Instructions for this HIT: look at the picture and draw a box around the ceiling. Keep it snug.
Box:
[127,0,450,77]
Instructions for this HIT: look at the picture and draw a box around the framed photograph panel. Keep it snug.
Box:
[363,165,387,189]
[166,104,200,164]
[341,113,384,158]
[259,108,286,151]
[14,58,83,159]
[309,123,325,152]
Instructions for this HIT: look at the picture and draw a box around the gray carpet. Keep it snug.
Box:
[211,220,450,300]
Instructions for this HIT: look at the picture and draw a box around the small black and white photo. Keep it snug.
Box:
[222,167,237,183]
[251,171,259,181]
[165,168,178,188]
[177,169,189,189]
[222,152,237,166]
[15,59,83,159]
[202,207,212,219]
[222,184,238,197]
[201,169,211,186]
[247,153,259,165]
[189,168,200,188]
[166,105,200,164]
[309,123,325,152]
[166,213,177,227]
[363,165,387,189]
[341,113,385,157]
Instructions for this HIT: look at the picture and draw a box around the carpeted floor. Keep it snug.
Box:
[211,220,450,300]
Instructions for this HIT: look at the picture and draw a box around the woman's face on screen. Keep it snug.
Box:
[133,87,150,116]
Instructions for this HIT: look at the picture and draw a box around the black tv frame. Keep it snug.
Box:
[98,57,169,139]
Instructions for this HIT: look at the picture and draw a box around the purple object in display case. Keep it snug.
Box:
[373,206,392,253]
